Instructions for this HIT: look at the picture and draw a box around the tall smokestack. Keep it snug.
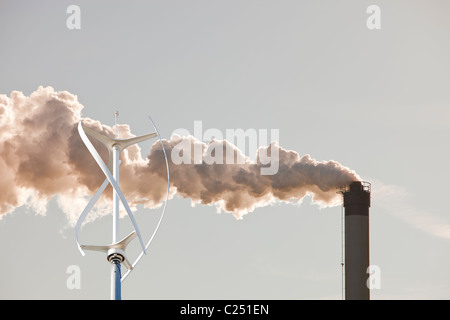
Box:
[344,181,371,300]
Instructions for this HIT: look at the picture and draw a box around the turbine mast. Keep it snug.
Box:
[111,110,121,300]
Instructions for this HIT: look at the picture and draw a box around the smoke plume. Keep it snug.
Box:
[0,86,360,225]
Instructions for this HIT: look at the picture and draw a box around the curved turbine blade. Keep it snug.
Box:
[75,178,109,256]
[121,116,170,282]
[78,122,147,254]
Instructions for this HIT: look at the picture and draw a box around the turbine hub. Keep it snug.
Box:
[107,248,126,264]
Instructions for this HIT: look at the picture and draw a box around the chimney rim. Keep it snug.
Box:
[337,181,371,194]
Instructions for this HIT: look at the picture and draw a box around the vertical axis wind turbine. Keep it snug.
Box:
[75,112,170,300]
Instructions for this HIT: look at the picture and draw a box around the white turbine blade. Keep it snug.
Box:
[81,125,115,149]
[119,230,137,247]
[82,231,136,256]
[78,122,147,254]
[121,116,170,282]
[80,244,110,253]
[117,132,157,150]
[75,178,109,256]
[82,125,115,172]
[107,150,114,173]
[122,257,133,271]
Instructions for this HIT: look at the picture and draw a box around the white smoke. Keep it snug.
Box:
[0,86,360,224]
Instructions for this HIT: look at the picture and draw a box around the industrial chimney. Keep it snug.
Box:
[343,181,371,300]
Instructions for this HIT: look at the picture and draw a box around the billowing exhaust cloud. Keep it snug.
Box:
[0,86,360,225]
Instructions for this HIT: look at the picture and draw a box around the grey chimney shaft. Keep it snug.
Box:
[344,181,371,300]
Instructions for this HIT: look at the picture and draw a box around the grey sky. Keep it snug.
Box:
[0,0,449,299]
